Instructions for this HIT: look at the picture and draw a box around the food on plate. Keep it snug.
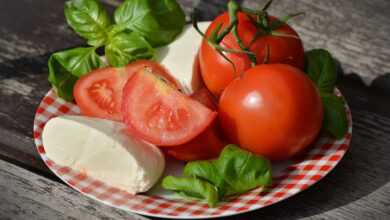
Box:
[219,64,323,161]
[162,145,272,207]
[122,68,217,146]
[40,0,352,210]
[165,88,225,161]
[304,49,348,139]
[42,115,165,194]
[49,0,185,101]
[197,0,305,96]
[73,60,179,121]
[157,22,210,94]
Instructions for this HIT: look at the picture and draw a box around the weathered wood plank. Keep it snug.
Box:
[0,0,389,219]
[0,159,148,220]
[303,182,390,219]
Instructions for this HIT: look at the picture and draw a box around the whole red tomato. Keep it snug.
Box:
[219,64,323,161]
[199,12,305,97]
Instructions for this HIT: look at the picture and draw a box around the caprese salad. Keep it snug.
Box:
[42,0,348,207]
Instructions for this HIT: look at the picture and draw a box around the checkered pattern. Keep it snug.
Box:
[33,89,352,219]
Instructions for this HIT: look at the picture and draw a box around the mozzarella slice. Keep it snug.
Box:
[156,22,210,94]
[42,115,165,194]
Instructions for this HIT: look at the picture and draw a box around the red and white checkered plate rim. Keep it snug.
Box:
[33,89,352,219]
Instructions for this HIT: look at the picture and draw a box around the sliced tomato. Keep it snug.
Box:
[164,88,225,161]
[164,121,225,161]
[74,60,180,121]
[122,68,217,146]
[189,87,217,110]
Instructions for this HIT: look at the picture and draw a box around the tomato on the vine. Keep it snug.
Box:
[219,64,323,161]
[199,11,304,97]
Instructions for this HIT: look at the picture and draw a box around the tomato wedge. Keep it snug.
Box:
[122,69,217,146]
[74,60,179,121]
[165,88,225,161]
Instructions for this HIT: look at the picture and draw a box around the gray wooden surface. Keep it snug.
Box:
[0,0,389,219]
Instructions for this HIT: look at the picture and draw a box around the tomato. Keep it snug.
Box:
[164,122,225,161]
[219,64,323,161]
[165,87,225,161]
[199,12,305,97]
[188,87,217,110]
[74,60,179,121]
[122,68,217,146]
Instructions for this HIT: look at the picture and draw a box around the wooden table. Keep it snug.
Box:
[1,0,389,219]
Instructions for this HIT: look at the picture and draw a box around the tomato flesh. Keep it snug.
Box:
[219,64,323,161]
[73,60,180,121]
[122,69,217,146]
[199,12,305,97]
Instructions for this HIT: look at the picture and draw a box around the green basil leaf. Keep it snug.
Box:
[321,93,348,139]
[184,160,227,197]
[48,57,78,101]
[65,0,111,46]
[163,145,272,207]
[48,47,103,101]
[105,31,155,67]
[184,161,222,187]
[305,49,337,94]
[162,176,218,207]
[114,0,185,47]
[216,145,272,196]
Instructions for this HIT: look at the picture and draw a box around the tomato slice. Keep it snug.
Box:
[74,60,180,121]
[164,88,225,161]
[164,121,225,161]
[122,69,217,146]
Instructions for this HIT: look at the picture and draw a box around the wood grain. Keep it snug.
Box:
[0,0,389,219]
[0,159,148,220]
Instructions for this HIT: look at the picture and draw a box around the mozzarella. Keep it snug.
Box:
[156,22,210,94]
[42,115,165,194]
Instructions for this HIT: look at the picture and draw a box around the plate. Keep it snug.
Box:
[33,89,352,219]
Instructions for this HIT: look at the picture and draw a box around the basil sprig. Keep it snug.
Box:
[105,31,155,67]
[64,0,112,47]
[162,145,272,207]
[48,0,185,100]
[114,0,186,47]
[305,49,348,139]
[48,47,103,101]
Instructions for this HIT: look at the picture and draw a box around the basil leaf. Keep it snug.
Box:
[114,0,185,47]
[184,160,227,197]
[162,176,218,207]
[216,145,272,196]
[105,31,155,67]
[305,49,337,94]
[65,0,111,46]
[48,57,78,101]
[48,47,103,101]
[321,93,348,139]
[184,161,222,187]
[163,145,272,207]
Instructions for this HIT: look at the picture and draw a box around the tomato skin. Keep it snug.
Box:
[122,69,217,146]
[199,12,304,97]
[165,88,225,161]
[164,122,225,161]
[219,64,323,161]
[74,60,180,121]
